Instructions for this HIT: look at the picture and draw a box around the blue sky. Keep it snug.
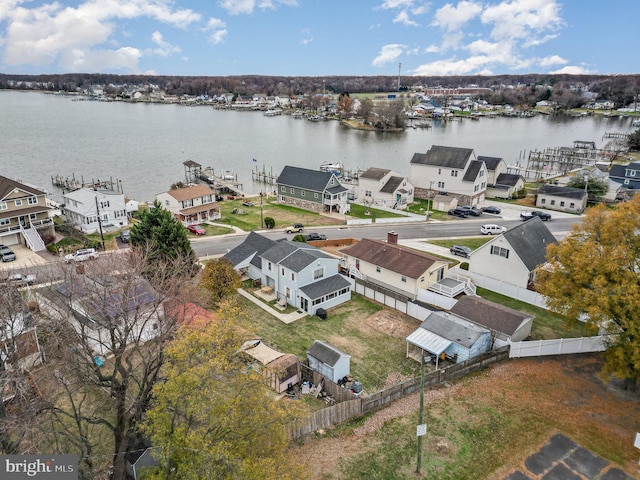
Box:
[0,0,638,77]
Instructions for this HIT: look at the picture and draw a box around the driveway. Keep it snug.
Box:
[0,244,52,272]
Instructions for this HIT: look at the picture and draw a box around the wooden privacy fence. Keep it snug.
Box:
[289,347,510,439]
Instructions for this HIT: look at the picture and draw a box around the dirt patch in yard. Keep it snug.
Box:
[290,354,640,479]
[364,310,420,339]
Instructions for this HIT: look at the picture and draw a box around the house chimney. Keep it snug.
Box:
[387,231,398,244]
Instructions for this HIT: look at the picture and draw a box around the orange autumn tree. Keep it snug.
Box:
[538,195,640,390]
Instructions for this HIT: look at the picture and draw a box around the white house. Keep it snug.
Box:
[155,184,220,224]
[536,184,588,214]
[468,217,557,290]
[356,167,414,210]
[410,145,487,206]
[63,188,127,234]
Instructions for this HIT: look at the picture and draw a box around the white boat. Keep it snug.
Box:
[223,170,235,181]
[320,162,342,174]
[263,109,282,116]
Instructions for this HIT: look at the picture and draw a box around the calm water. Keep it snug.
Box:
[1,90,634,202]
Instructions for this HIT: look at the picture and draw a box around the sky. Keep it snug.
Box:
[0,0,638,77]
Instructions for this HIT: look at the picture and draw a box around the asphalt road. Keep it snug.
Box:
[191,215,581,259]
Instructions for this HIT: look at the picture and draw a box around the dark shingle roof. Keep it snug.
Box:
[307,340,350,366]
[340,238,442,279]
[380,176,404,193]
[501,217,557,270]
[450,296,532,337]
[261,240,330,272]
[224,231,276,268]
[537,184,587,200]
[276,166,338,192]
[299,273,351,300]
[410,145,474,169]
[462,159,483,182]
[359,167,391,180]
[478,156,503,171]
[495,173,523,187]
[0,175,46,201]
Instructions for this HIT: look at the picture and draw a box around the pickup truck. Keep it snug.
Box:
[520,210,551,221]
[305,233,327,241]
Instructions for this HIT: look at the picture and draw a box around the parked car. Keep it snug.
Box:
[481,205,502,215]
[0,244,16,262]
[120,230,130,243]
[64,248,99,263]
[458,205,483,216]
[450,245,472,258]
[2,273,36,287]
[305,233,327,241]
[186,224,206,235]
[521,210,551,221]
[480,224,507,235]
[285,223,304,233]
[447,208,469,218]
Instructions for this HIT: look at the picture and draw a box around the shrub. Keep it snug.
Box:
[264,216,275,229]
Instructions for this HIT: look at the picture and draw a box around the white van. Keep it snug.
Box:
[480,224,507,235]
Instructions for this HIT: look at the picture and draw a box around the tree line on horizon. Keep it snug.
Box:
[1,72,640,109]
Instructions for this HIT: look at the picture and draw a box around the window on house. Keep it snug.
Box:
[286,287,291,299]
[281,186,285,192]
[100,201,110,208]
[290,188,294,193]
[0,202,7,210]
[202,195,212,203]
[474,185,479,192]
[268,262,272,271]
[165,200,170,206]
[291,272,295,281]
[438,168,441,175]
[420,276,425,282]
[560,201,565,207]
[541,198,546,204]
[624,179,630,185]
[490,245,509,258]
[14,199,22,206]
[438,181,445,188]
[480,170,484,177]
[313,268,324,280]
[28,196,38,205]
[314,193,319,198]
[301,190,305,197]
[376,266,381,273]
[182,199,193,208]
[0,218,10,225]
[29,213,37,220]
[281,267,285,276]
[365,190,372,197]
[550,200,555,206]
[570,202,575,208]
[401,276,407,283]
[451,170,458,177]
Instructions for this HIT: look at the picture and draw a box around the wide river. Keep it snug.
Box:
[1,90,635,203]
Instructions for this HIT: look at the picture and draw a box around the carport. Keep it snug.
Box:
[406,327,451,369]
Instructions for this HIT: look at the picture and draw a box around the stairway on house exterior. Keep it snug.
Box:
[21,225,46,252]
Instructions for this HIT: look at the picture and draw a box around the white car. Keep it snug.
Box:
[2,273,36,287]
[64,248,99,263]
[480,224,507,235]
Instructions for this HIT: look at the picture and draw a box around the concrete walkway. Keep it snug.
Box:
[237,288,308,324]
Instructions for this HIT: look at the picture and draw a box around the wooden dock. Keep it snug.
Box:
[51,174,123,193]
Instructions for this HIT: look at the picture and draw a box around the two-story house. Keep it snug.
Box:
[409,145,487,206]
[609,161,640,192]
[468,217,557,290]
[276,166,349,214]
[155,184,220,224]
[225,234,352,315]
[63,188,127,234]
[0,175,54,251]
[479,156,525,199]
[356,167,414,210]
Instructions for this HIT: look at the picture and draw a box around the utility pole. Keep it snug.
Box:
[95,196,105,250]
[398,62,402,91]
[416,350,426,474]
[260,191,264,229]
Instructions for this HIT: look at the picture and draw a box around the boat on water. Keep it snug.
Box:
[307,115,321,122]
[320,162,342,174]
[263,109,283,116]
[223,170,235,181]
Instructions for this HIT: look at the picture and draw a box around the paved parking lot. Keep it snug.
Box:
[504,433,636,480]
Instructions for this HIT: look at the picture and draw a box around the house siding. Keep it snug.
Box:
[469,237,531,288]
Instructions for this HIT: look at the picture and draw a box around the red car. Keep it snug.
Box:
[186,224,206,235]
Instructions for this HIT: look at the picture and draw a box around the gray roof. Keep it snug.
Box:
[420,312,488,348]
[224,231,276,269]
[326,184,348,194]
[0,175,46,200]
[501,217,557,271]
[359,167,391,180]
[261,240,331,272]
[495,173,524,187]
[450,296,532,337]
[462,159,483,182]
[299,273,351,300]
[478,156,503,171]
[380,176,404,193]
[537,184,587,200]
[410,145,474,169]
[276,165,341,192]
[307,340,350,366]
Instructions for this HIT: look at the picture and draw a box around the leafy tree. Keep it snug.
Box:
[263,216,275,229]
[358,98,374,124]
[292,234,306,243]
[566,175,609,199]
[336,92,353,118]
[201,258,241,307]
[143,310,307,480]
[627,128,640,151]
[130,200,195,269]
[538,196,640,390]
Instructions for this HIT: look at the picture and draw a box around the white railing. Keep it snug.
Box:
[20,224,46,252]
[349,265,366,280]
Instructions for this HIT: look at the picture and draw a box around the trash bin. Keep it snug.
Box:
[316,308,327,320]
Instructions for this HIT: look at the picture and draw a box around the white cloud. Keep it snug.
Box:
[219,0,298,15]
[58,46,141,72]
[299,29,313,45]
[539,54,566,67]
[412,55,493,76]
[432,1,483,31]
[393,11,419,26]
[204,18,227,45]
[150,31,181,57]
[481,0,563,41]
[372,43,405,67]
[550,65,592,75]
[378,0,416,9]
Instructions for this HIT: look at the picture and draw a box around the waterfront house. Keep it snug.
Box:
[409,145,487,206]
[609,161,640,192]
[276,166,350,214]
[406,311,492,367]
[450,295,533,345]
[487,173,525,199]
[63,188,127,234]
[468,217,556,290]
[307,340,350,384]
[155,184,220,224]
[0,175,54,251]
[536,184,587,213]
[225,233,352,315]
[355,167,414,210]
[339,232,454,300]
[478,156,508,186]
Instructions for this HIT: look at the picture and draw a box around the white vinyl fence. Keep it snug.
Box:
[456,269,548,308]
[509,336,608,358]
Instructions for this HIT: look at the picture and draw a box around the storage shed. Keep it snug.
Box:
[307,340,351,383]
[239,340,301,393]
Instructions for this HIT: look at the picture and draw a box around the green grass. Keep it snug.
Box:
[427,237,493,250]
[346,204,406,219]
